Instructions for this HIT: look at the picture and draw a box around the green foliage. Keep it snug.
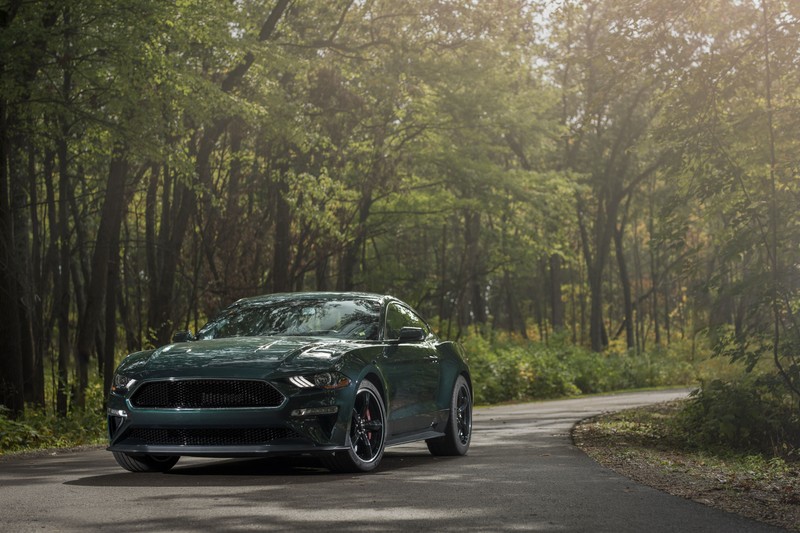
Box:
[464,333,697,405]
[674,377,800,457]
[464,334,578,403]
[0,381,106,455]
[0,405,105,455]
[659,0,800,405]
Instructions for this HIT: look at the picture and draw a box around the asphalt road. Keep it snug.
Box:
[0,389,786,532]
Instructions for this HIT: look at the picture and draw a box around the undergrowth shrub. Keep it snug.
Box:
[0,382,106,455]
[463,333,697,405]
[674,377,800,457]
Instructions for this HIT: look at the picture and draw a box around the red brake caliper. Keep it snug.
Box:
[365,403,372,440]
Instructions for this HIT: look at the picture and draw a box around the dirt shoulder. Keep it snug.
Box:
[572,401,800,531]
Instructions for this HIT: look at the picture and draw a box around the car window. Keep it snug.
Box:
[197,299,381,340]
[384,303,428,340]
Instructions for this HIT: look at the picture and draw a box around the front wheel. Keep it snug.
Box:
[112,452,179,473]
[427,375,472,456]
[323,380,386,473]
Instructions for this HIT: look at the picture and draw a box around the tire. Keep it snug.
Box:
[323,380,386,473]
[112,452,180,473]
[426,375,472,456]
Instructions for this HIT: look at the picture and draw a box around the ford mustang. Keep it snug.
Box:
[107,292,472,473]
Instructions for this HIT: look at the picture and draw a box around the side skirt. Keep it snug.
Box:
[385,429,444,447]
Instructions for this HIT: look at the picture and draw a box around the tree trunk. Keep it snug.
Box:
[549,254,565,332]
[464,210,486,325]
[75,148,128,407]
[614,195,635,351]
[102,193,122,403]
[340,190,372,291]
[0,90,24,417]
[12,146,36,406]
[587,267,607,352]
[56,126,71,416]
[147,174,193,346]
[271,171,291,292]
[577,194,611,352]
[315,251,329,291]
[614,225,634,350]
[26,139,44,406]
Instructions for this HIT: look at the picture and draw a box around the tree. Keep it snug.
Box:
[143,0,291,346]
[663,0,800,403]
[548,0,692,351]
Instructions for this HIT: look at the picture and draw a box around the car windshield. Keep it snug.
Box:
[196,298,381,341]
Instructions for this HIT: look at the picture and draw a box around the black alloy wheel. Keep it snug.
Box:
[323,380,386,473]
[427,375,472,456]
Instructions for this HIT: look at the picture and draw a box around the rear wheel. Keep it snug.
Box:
[323,380,386,473]
[427,375,472,456]
[112,452,179,473]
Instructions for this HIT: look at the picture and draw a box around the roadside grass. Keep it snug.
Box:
[574,401,800,531]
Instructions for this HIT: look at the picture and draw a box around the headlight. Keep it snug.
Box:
[289,372,350,390]
[313,372,350,389]
[111,374,135,394]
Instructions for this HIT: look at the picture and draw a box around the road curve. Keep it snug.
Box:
[0,389,785,532]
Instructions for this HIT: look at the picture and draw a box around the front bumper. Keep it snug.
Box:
[107,380,353,458]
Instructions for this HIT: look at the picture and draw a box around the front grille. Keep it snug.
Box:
[130,380,284,409]
[124,427,301,446]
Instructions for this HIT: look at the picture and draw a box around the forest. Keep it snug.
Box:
[0,0,798,430]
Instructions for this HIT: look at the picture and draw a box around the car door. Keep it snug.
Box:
[380,302,441,437]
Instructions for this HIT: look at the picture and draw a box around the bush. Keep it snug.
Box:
[463,333,697,405]
[463,335,581,404]
[674,377,800,457]
[0,382,107,455]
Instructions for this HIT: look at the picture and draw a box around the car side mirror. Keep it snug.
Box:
[172,330,195,343]
[397,327,425,342]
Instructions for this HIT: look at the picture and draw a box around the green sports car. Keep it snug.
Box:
[107,292,472,473]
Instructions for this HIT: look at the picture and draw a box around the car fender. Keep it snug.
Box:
[321,351,389,447]
[433,341,471,408]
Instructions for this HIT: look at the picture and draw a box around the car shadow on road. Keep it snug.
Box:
[63,451,453,487]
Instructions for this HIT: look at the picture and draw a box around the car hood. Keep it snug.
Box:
[118,336,363,379]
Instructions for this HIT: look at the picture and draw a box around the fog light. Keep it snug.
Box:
[291,406,339,417]
[107,409,127,437]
